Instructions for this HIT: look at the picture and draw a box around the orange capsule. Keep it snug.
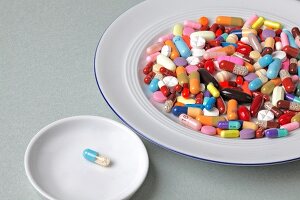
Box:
[216,16,244,27]
[216,45,236,55]
[196,116,226,127]
[199,16,209,26]
[227,99,238,120]
[165,40,180,60]
[189,71,201,95]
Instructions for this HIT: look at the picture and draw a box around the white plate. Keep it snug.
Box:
[24,116,148,200]
[94,0,300,165]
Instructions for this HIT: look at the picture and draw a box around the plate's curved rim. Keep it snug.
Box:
[93,0,300,166]
[24,115,149,200]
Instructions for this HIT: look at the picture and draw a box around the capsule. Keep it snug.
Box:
[265,128,288,138]
[277,100,300,111]
[243,15,259,29]
[198,68,220,88]
[165,40,180,60]
[292,113,300,123]
[220,88,252,103]
[207,82,220,98]
[283,29,297,48]
[261,78,281,95]
[205,97,216,111]
[278,113,295,125]
[233,53,255,65]
[264,37,275,49]
[286,93,300,104]
[264,20,281,29]
[282,45,300,59]
[279,69,295,93]
[176,66,189,86]
[250,94,264,117]
[144,71,155,84]
[173,36,192,59]
[216,45,236,55]
[242,121,258,130]
[196,115,226,127]
[227,99,238,120]
[216,16,244,26]
[253,54,274,70]
[292,27,300,48]
[190,31,216,41]
[255,127,265,138]
[231,29,257,39]
[217,121,241,130]
[256,120,280,129]
[178,114,202,131]
[203,51,227,59]
[83,148,110,167]
[172,106,203,117]
[251,17,264,29]
[219,60,248,76]
[280,122,300,132]
[147,42,164,55]
[272,86,285,106]
[189,71,200,95]
[264,101,283,118]
[216,96,226,114]
[296,82,300,96]
[289,58,298,75]
[164,93,177,113]
[266,58,282,79]
[220,130,240,138]
[149,74,163,92]
[248,75,268,91]
[248,33,262,53]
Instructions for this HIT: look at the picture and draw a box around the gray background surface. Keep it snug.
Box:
[1,0,300,199]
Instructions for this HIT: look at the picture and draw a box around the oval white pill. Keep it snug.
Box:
[161,45,171,57]
[163,76,178,87]
[204,107,219,116]
[191,48,205,58]
[156,54,176,72]
[190,36,205,49]
[257,110,274,121]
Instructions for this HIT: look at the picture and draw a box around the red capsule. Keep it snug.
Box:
[216,96,226,114]
[274,37,281,42]
[252,91,270,101]
[195,92,204,104]
[218,25,225,32]
[255,127,265,138]
[200,25,209,31]
[236,45,252,55]
[283,110,299,115]
[261,47,273,56]
[275,29,282,37]
[250,94,264,117]
[210,23,219,32]
[160,67,176,77]
[278,113,296,125]
[197,59,206,68]
[219,81,237,88]
[219,60,248,76]
[144,72,155,84]
[236,76,244,85]
[160,85,170,97]
[282,45,300,59]
[143,61,153,75]
[204,59,215,74]
[238,106,251,121]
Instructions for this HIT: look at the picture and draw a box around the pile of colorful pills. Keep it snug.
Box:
[142,15,300,139]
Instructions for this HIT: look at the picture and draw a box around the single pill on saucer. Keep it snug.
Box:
[201,126,216,135]
[257,110,275,121]
[83,148,110,167]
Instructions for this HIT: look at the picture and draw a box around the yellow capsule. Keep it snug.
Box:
[242,121,258,130]
[251,17,264,29]
[177,96,196,104]
[292,113,300,123]
[207,82,220,98]
[173,23,183,36]
[261,78,281,95]
[264,37,275,49]
[264,20,282,29]
[216,16,244,27]
[220,130,240,138]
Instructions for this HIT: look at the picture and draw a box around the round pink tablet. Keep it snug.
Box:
[201,126,216,136]
[152,91,167,103]
[186,65,198,74]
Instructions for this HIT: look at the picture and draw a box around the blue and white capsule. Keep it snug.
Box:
[173,36,192,58]
[254,54,273,70]
[249,75,268,91]
[267,58,282,79]
[83,148,110,167]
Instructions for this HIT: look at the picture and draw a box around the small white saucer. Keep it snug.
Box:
[24,116,149,200]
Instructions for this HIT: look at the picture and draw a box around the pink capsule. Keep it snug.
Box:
[146,42,164,55]
[184,20,201,29]
[183,26,195,36]
[179,114,202,131]
[280,122,300,132]
[281,59,290,70]
[146,52,160,63]
[280,32,289,48]
[203,51,227,60]
[158,34,174,43]
[217,56,244,65]
[206,46,223,53]
[243,14,259,29]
